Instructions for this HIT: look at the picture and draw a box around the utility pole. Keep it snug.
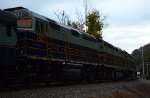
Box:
[142,46,145,77]
[84,0,88,32]
[147,64,149,76]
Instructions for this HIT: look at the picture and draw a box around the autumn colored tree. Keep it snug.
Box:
[86,9,104,38]
[54,0,108,38]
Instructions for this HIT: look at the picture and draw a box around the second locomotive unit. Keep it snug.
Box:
[0,7,136,85]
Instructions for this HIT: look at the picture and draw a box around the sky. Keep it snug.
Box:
[0,0,150,54]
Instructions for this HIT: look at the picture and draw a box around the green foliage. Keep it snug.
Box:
[68,21,84,31]
[132,45,150,64]
[86,9,103,38]
[144,50,150,61]
[54,1,107,38]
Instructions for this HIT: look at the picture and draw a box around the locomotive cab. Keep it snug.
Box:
[0,10,18,85]
[0,10,18,65]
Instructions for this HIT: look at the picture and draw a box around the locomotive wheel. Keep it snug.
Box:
[81,65,96,82]
[111,71,117,81]
[89,70,95,81]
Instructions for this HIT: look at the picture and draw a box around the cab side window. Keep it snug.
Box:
[36,19,47,34]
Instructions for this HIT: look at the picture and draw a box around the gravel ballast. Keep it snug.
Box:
[0,79,150,98]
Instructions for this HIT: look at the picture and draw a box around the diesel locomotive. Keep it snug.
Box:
[0,7,136,85]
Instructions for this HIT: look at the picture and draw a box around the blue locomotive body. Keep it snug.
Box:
[0,7,137,85]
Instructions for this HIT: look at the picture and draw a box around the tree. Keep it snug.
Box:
[75,0,108,38]
[54,10,70,25]
[53,0,108,38]
[86,9,104,38]
[54,10,84,31]
[83,0,91,32]
[70,22,84,30]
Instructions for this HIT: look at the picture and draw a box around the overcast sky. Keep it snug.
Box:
[0,0,150,53]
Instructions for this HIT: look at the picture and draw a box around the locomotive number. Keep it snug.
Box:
[37,34,46,43]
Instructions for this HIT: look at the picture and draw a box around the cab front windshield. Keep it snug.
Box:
[17,18,32,28]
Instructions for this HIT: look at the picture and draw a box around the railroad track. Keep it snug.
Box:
[0,79,142,98]
[0,79,134,92]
